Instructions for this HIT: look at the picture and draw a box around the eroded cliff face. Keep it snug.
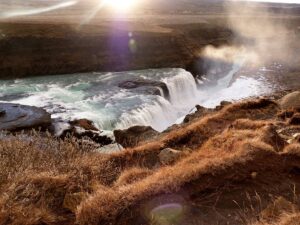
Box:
[0,21,233,79]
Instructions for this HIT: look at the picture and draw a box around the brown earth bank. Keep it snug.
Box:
[2,91,300,224]
[1,0,300,80]
[1,13,300,80]
[0,19,234,79]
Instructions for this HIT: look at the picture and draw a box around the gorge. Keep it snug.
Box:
[0,57,274,135]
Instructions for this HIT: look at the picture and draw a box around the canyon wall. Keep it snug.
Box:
[0,21,233,79]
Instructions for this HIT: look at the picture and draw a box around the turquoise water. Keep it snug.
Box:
[0,67,271,133]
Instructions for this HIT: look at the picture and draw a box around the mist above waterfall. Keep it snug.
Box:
[199,1,300,77]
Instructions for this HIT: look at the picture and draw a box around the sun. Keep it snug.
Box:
[104,0,138,12]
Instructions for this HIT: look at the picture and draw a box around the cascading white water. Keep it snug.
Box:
[0,65,271,134]
[115,69,200,131]
[162,70,198,107]
[0,68,202,132]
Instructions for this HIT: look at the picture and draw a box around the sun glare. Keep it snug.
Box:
[104,0,138,12]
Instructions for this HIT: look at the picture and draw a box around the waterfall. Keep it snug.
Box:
[115,69,200,131]
[0,64,272,134]
[162,69,199,107]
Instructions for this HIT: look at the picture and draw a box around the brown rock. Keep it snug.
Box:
[114,126,159,148]
[70,119,99,131]
[0,103,51,131]
[118,79,170,99]
[158,148,182,165]
[183,105,214,123]
[215,101,232,110]
[60,127,113,147]
[278,91,300,110]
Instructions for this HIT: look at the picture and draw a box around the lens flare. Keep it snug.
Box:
[142,194,187,225]
[104,0,138,12]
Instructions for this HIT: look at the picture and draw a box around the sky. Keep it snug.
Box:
[245,0,300,3]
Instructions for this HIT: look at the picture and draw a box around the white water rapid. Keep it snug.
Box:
[0,64,271,133]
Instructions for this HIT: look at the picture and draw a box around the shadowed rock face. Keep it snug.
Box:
[0,103,51,131]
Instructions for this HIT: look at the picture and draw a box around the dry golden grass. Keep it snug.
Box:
[1,98,300,225]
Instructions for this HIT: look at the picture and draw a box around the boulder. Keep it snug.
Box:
[57,118,113,146]
[70,119,99,131]
[278,91,300,110]
[158,148,182,165]
[114,126,159,148]
[215,101,232,111]
[0,103,51,131]
[60,126,113,147]
[183,105,214,123]
[118,79,170,99]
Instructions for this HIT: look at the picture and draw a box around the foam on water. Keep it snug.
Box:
[0,65,271,133]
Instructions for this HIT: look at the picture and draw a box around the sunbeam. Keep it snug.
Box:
[0,1,78,19]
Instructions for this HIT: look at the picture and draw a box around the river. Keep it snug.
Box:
[0,65,271,133]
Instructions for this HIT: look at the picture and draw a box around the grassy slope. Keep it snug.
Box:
[1,96,300,224]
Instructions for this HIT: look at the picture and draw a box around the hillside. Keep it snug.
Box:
[1,91,300,224]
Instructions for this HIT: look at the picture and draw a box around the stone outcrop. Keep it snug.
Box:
[118,79,170,98]
[183,105,214,124]
[70,119,99,131]
[0,21,233,79]
[114,126,159,148]
[0,103,51,131]
[278,91,300,110]
[60,119,113,146]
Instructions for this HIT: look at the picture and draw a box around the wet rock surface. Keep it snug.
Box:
[0,103,51,131]
[59,119,113,147]
[70,119,99,131]
[118,79,170,98]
